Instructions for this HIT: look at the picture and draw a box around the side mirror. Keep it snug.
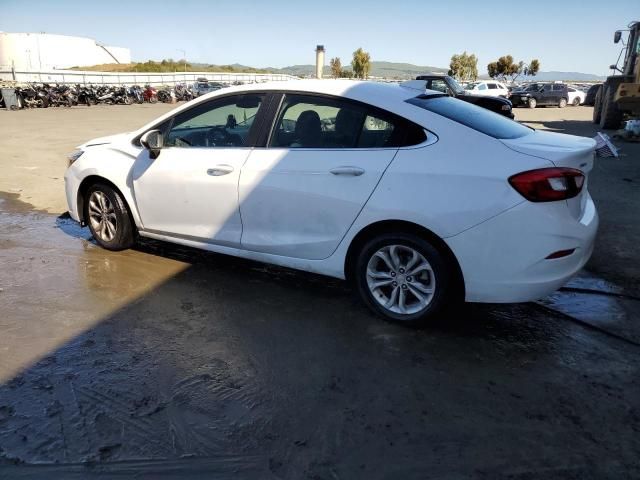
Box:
[614,30,622,44]
[140,129,163,159]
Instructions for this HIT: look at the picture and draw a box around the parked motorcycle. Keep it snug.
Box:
[157,88,173,103]
[129,85,144,104]
[43,84,74,107]
[174,83,195,102]
[143,85,158,103]
[76,84,96,106]
[15,84,49,108]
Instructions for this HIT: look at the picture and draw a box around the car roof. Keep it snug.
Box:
[199,79,421,105]
[134,80,442,136]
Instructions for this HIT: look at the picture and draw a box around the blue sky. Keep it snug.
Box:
[1,0,636,74]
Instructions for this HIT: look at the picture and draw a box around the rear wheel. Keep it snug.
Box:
[593,87,603,123]
[559,98,567,108]
[354,233,458,326]
[572,96,581,106]
[84,183,136,251]
[599,86,624,129]
[528,97,537,108]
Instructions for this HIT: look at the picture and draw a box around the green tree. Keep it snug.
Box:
[487,55,541,82]
[525,59,540,77]
[330,57,342,79]
[448,51,478,82]
[351,48,371,79]
[339,69,354,78]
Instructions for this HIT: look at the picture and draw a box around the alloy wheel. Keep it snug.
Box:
[366,245,436,315]
[88,191,118,242]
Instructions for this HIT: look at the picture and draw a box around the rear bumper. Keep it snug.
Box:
[446,195,598,303]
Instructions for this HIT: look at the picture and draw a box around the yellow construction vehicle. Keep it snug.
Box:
[594,21,640,129]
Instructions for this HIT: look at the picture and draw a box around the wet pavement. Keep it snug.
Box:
[1,194,639,479]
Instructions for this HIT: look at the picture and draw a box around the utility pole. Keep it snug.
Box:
[177,49,186,72]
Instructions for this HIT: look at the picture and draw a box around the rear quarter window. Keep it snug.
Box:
[407,95,532,140]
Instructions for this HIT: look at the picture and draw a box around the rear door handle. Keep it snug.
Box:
[207,165,234,176]
[330,166,365,176]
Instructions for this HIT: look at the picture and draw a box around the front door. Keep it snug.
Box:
[132,93,266,246]
[238,93,423,260]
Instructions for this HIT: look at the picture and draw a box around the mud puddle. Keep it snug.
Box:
[1,193,640,478]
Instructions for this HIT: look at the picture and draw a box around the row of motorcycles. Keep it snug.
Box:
[11,83,196,109]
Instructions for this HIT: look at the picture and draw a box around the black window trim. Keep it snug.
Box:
[256,90,433,150]
[132,91,272,148]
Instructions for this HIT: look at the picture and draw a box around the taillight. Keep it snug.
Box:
[508,168,585,202]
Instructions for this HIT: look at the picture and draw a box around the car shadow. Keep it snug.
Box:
[0,211,635,478]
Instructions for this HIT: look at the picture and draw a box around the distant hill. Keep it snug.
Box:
[524,71,606,82]
[71,59,605,82]
[271,61,447,78]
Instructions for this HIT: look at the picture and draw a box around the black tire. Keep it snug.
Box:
[84,183,136,251]
[559,98,567,108]
[354,233,459,326]
[599,86,624,129]
[593,87,603,124]
[528,97,537,108]
[572,97,581,106]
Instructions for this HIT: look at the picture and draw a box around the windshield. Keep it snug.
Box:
[465,83,479,90]
[407,95,533,140]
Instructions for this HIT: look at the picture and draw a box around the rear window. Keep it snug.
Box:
[407,95,532,140]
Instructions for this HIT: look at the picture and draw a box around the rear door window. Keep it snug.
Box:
[270,94,426,149]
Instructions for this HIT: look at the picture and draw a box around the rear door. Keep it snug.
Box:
[238,93,426,260]
[539,84,554,105]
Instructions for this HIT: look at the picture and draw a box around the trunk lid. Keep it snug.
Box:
[501,130,596,220]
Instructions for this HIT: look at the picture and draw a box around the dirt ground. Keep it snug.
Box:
[1,102,639,479]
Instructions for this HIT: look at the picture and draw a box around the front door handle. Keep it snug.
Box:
[207,165,234,176]
[330,166,365,176]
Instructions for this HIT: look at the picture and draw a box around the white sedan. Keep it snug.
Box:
[464,81,509,97]
[64,79,598,326]
[567,86,586,106]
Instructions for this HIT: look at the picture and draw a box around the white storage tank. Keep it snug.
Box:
[0,32,131,71]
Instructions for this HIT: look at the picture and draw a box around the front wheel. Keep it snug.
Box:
[572,97,581,106]
[559,98,567,108]
[85,184,136,251]
[528,98,537,108]
[354,233,458,326]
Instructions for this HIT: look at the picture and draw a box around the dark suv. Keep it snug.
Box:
[510,83,569,108]
[415,75,514,118]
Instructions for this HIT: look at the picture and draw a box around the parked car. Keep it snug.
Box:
[464,81,509,97]
[65,80,597,326]
[584,84,603,106]
[567,86,586,106]
[194,78,225,97]
[510,83,569,108]
[415,75,514,118]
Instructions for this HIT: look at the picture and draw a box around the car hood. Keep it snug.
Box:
[500,129,596,167]
[80,133,131,148]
